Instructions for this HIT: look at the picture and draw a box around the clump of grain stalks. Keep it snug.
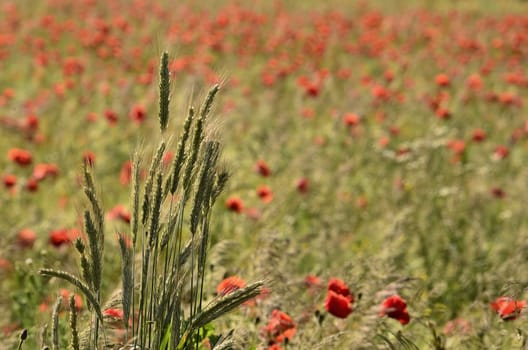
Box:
[38,52,264,349]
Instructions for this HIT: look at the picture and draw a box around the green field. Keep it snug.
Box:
[1,0,528,349]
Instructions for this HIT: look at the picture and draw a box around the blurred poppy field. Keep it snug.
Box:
[2,0,528,348]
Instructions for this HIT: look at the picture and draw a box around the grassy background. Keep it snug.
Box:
[1,0,528,348]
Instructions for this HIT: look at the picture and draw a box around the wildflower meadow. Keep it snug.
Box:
[1,0,528,349]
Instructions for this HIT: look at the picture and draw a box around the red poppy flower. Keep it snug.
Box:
[301,107,315,119]
[296,177,309,194]
[86,112,98,122]
[54,82,66,98]
[447,139,466,155]
[217,275,246,296]
[305,83,320,97]
[103,308,124,319]
[263,309,296,345]
[471,128,486,142]
[163,151,174,167]
[26,178,39,192]
[325,290,353,318]
[24,114,39,131]
[262,72,276,87]
[257,185,273,203]
[378,136,390,148]
[380,295,410,325]
[104,109,118,125]
[0,258,12,273]
[59,289,83,311]
[435,108,451,120]
[3,174,16,189]
[108,205,131,223]
[371,85,391,101]
[225,196,244,213]
[325,278,354,318]
[389,125,400,136]
[274,327,296,344]
[498,92,518,106]
[484,92,498,103]
[216,278,267,307]
[17,228,36,248]
[120,160,132,185]
[435,73,450,87]
[493,145,509,160]
[7,148,32,166]
[32,163,59,181]
[343,113,360,126]
[3,88,14,99]
[49,229,72,247]
[327,278,353,301]
[384,70,394,82]
[491,297,526,321]
[357,196,368,209]
[129,104,146,124]
[62,57,85,76]
[304,275,322,289]
[255,160,271,177]
[466,73,483,90]
[491,187,506,198]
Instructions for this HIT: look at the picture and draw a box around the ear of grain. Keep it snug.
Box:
[158,51,170,132]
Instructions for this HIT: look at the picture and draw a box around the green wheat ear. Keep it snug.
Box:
[178,281,265,348]
[51,295,61,350]
[158,51,170,132]
[118,233,133,331]
[182,85,220,200]
[39,324,48,349]
[39,269,106,328]
[69,295,80,350]
[167,106,194,195]
[141,141,166,225]
[130,152,141,245]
